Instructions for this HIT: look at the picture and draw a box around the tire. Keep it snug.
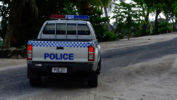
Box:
[28,68,41,87]
[96,58,101,74]
[88,74,98,87]
[29,78,41,87]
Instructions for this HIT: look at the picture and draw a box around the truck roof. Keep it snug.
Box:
[46,20,88,24]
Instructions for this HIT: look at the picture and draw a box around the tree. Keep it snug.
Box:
[146,0,166,34]
[3,0,77,48]
[153,3,164,34]
[36,0,77,25]
[3,0,38,48]
[1,0,114,48]
[172,1,177,31]
[113,1,143,39]
[100,0,115,31]
[133,0,153,35]
[0,0,10,38]
[134,0,169,34]
[100,0,112,18]
[72,0,113,30]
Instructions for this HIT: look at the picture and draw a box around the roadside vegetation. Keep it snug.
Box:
[0,0,177,48]
[113,0,177,39]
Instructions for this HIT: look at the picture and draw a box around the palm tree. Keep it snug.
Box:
[72,0,113,16]
[100,0,112,18]
[77,0,114,31]
[100,0,115,31]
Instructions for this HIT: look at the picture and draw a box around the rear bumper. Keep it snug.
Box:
[27,61,94,77]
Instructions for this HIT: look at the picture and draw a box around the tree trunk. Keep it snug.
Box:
[165,14,169,22]
[2,0,15,48]
[142,12,149,35]
[155,10,160,34]
[172,17,176,32]
[104,7,108,18]
[3,0,38,48]
[165,14,169,33]
[103,7,112,31]
[3,24,13,48]
[175,16,177,32]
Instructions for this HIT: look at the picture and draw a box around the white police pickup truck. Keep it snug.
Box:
[27,15,101,87]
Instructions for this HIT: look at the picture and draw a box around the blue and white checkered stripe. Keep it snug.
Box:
[28,41,94,48]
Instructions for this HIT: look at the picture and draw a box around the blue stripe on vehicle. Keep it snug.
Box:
[27,41,94,48]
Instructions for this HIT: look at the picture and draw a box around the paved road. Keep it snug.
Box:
[1,38,177,99]
[102,38,177,72]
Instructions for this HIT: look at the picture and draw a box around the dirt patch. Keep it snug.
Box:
[97,54,177,100]
[0,59,26,69]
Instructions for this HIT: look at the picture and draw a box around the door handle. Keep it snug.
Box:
[57,47,64,50]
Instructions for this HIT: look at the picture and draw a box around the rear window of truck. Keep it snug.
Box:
[56,23,66,35]
[67,24,76,35]
[78,24,90,35]
[43,24,55,34]
[43,23,90,35]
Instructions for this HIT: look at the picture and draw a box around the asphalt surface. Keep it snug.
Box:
[1,38,177,100]
[102,38,177,72]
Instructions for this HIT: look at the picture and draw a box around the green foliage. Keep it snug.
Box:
[21,45,26,49]
[112,0,177,39]
[113,2,143,24]
[87,6,116,41]
[89,6,109,25]
[0,1,10,38]
[0,0,117,48]
[37,0,78,25]
[63,2,78,15]
[167,24,173,32]
[158,21,173,33]
[4,0,177,47]
[172,1,177,13]
[0,40,3,48]
[103,31,117,41]
[0,18,8,38]
[113,1,144,38]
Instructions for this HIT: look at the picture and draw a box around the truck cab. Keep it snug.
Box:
[27,15,101,87]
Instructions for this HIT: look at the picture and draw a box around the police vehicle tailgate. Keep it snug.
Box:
[28,40,94,62]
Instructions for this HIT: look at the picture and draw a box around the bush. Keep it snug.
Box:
[134,31,143,37]
[158,21,169,33]
[0,41,3,48]
[157,21,173,34]
[103,31,118,41]
[0,37,3,48]
[117,33,124,39]
[167,24,173,32]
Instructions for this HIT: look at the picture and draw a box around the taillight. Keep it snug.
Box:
[88,46,95,61]
[27,45,32,60]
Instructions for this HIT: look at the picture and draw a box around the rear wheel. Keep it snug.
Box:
[96,58,101,74]
[28,68,41,87]
[87,74,98,87]
[29,78,41,87]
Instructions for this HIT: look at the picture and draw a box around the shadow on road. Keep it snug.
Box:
[36,76,90,89]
